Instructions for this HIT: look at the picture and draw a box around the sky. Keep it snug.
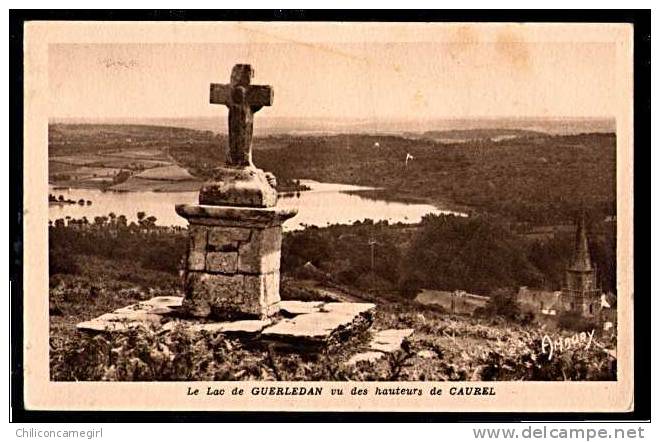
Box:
[48,36,617,121]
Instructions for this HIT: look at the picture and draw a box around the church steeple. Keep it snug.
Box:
[562,210,601,317]
[569,211,593,272]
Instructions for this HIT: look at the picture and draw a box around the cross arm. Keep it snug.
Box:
[210,83,231,105]
[210,83,274,107]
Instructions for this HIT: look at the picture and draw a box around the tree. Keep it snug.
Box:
[143,216,158,229]
[116,215,128,228]
[401,214,542,295]
[484,288,521,320]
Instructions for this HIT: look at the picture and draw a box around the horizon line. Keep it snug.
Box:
[49,115,616,122]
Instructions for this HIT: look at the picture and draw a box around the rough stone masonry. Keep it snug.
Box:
[176,64,296,320]
[176,205,295,319]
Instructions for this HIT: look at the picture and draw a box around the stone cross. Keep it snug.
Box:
[210,64,274,167]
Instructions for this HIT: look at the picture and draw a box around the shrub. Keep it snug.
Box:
[557,311,598,332]
[49,247,79,275]
[484,289,521,321]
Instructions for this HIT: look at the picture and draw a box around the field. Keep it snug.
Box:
[48,124,308,192]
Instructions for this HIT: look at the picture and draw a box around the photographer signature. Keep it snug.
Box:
[540,329,595,361]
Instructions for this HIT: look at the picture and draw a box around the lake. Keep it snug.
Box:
[49,180,463,231]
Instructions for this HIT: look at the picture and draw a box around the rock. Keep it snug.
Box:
[158,318,272,336]
[322,302,377,314]
[277,300,324,315]
[368,329,414,353]
[158,320,185,334]
[243,272,281,314]
[417,350,436,359]
[345,328,415,366]
[143,296,183,308]
[177,205,296,320]
[347,351,384,365]
[77,320,135,333]
[148,307,178,315]
[76,310,165,333]
[261,302,375,348]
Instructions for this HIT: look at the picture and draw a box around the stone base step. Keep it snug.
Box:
[76,296,375,351]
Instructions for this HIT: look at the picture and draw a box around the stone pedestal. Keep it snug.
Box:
[199,166,277,208]
[176,204,297,320]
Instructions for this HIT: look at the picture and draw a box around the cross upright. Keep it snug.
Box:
[210,64,274,167]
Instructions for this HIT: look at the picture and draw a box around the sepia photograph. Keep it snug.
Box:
[18,17,638,413]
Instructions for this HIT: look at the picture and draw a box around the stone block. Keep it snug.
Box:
[244,272,281,313]
[158,317,273,337]
[183,272,277,319]
[188,250,206,271]
[277,300,324,316]
[111,297,183,316]
[207,227,251,251]
[190,319,272,335]
[176,204,297,229]
[76,310,164,333]
[206,251,238,273]
[261,302,375,347]
[187,226,208,271]
[77,297,378,353]
[189,225,208,252]
[114,303,155,315]
[238,227,282,273]
[144,296,184,308]
[198,166,278,208]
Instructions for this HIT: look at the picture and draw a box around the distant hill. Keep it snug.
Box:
[50,116,616,137]
[49,123,617,225]
[420,128,544,143]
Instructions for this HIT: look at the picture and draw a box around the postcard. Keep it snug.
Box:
[21,19,634,412]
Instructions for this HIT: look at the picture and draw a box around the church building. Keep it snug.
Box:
[560,213,602,317]
[517,213,605,319]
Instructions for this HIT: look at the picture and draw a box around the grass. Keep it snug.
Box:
[49,250,616,382]
[50,272,617,381]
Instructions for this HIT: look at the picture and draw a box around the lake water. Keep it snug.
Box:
[49,180,462,231]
